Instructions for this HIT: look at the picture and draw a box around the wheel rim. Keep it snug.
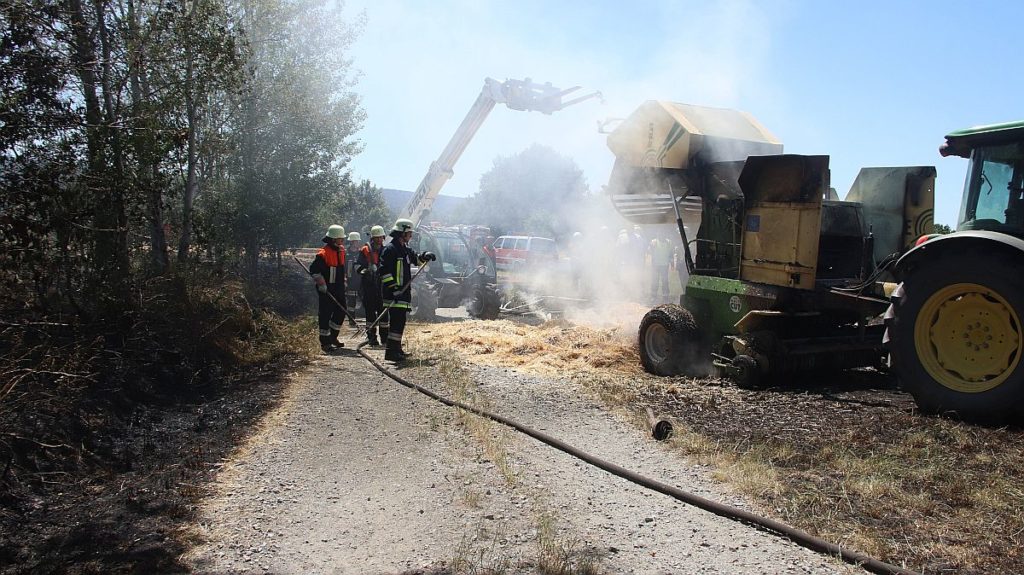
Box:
[644,322,672,365]
[914,282,1022,393]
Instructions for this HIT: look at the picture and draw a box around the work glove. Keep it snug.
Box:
[419,251,436,262]
[313,274,327,294]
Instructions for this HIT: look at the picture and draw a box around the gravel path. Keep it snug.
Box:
[185,339,866,574]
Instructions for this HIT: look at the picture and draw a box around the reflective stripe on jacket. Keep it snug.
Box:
[380,238,416,309]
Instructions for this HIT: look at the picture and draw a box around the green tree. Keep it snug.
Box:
[330,179,392,241]
[225,0,365,276]
[454,144,588,238]
[933,222,953,234]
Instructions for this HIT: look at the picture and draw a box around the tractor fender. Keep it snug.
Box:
[893,230,1024,280]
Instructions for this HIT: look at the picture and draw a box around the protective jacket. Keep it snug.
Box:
[310,244,346,298]
[356,243,383,293]
[346,245,362,293]
[379,238,425,310]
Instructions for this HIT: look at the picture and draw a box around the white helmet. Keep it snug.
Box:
[369,225,386,238]
[391,218,415,235]
[347,231,361,241]
[323,224,345,241]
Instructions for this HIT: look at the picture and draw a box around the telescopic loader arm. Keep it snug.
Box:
[400,77,602,227]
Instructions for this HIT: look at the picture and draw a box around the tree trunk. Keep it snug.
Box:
[128,0,169,273]
[93,0,129,280]
[178,0,199,263]
[68,0,129,317]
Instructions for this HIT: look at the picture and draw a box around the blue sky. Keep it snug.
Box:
[344,0,1022,227]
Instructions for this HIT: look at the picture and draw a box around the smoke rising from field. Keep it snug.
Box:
[346,0,777,333]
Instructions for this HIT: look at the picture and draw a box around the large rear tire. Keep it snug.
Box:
[638,304,707,377]
[468,285,501,320]
[885,251,1024,424]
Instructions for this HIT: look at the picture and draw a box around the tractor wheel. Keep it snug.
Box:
[731,355,763,390]
[638,304,707,377]
[885,252,1024,424]
[468,285,501,320]
[411,284,438,321]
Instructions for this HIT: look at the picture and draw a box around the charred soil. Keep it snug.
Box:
[0,266,317,574]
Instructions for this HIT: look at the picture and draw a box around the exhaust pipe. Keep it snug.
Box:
[645,407,673,441]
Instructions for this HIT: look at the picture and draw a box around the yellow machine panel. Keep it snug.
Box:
[737,155,830,290]
[741,203,822,288]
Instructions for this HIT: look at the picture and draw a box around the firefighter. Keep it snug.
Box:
[309,224,348,352]
[344,231,362,326]
[649,236,674,300]
[379,219,435,362]
[355,225,387,346]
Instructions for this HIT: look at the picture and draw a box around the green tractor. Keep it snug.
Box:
[607,102,935,388]
[408,226,501,321]
[884,121,1024,424]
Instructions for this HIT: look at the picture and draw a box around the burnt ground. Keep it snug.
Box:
[627,369,1024,575]
[0,356,301,574]
[0,263,316,575]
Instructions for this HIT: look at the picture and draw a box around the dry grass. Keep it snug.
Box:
[534,509,601,575]
[410,316,1024,575]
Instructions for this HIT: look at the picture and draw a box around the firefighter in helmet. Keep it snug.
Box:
[355,225,388,346]
[344,231,362,325]
[379,219,435,361]
[309,224,348,352]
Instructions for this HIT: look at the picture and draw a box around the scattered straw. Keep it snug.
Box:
[409,318,644,380]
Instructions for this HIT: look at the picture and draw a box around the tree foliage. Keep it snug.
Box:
[452,144,589,238]
[0,0,386,321]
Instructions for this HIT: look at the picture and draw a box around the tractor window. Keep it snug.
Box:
[433,234,470,275]
[960,143,1024,229]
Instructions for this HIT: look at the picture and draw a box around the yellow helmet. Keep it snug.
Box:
[369,225,386,238]
[323,224,345,241]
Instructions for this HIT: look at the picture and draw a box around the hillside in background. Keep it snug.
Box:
[380,188,466,224]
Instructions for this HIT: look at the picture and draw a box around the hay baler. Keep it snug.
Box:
[606,102,934,386]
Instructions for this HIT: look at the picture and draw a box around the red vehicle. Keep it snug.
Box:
[492,235,558,272]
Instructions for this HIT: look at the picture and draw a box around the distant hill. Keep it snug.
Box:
[380,188,467,224]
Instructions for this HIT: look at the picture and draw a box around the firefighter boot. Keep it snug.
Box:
[384,339,408,362]
[366,330,380,346]
[320,335,337,353]
[329,328,345,349]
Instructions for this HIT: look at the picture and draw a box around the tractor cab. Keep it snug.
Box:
[942,121,1024,238]
[408,227,500,320]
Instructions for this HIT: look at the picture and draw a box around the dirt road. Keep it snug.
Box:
[185,339,865,574]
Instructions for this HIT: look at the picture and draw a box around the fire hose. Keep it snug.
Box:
[354,341,923,575]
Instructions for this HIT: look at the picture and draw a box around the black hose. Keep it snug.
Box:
[356,342,922,575]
